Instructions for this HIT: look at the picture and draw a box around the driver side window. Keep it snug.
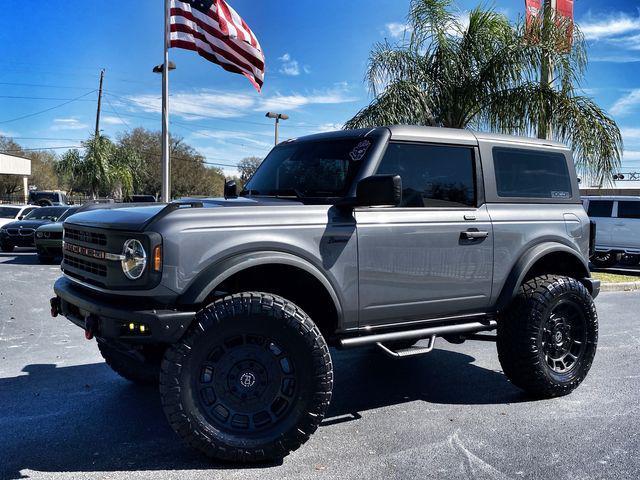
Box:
[376,143,476,208]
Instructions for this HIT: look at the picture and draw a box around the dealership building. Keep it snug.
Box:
[0,152,31,203]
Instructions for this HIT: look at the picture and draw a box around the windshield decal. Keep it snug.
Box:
[349,140,371,162]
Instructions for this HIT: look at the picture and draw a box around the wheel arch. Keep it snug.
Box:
[496,242,591,312]
[178,251,344,339]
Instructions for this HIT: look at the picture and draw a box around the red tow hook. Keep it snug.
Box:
[50,297,60,318]
[84,315,99,340]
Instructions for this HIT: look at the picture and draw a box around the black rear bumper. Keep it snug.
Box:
[53,276,195,343]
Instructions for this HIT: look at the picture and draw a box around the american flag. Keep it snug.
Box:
[170,0,265,92]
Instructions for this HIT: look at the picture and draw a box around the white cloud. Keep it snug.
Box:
[127,91,255,119]
[315,122,343,133]
[621,127,640,148]
[580,12,640,40]
[123,84,356,122]
[623,150,640,161]
[189,129,273,149]
[102,116,126,126]
[610,89,640,116]
[278,53,301,76]
[385,22,413,39]
[51,117,89,131]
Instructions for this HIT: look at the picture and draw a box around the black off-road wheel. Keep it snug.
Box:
[620,254,640,266]
[160,292,333,462]
[590,252,621,268]
[497,275,598,399]
[1,241,14,253]
[97,338,163,385]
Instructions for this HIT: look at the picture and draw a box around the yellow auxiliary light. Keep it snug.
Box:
[139,325,146,333]
[129,323,135,331]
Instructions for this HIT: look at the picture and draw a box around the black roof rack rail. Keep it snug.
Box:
[142,201,204,230]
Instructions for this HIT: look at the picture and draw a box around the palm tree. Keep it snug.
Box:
[344,0,622,185]
[56,134,138,198]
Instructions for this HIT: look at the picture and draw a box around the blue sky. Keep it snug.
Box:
[0,0,639,177]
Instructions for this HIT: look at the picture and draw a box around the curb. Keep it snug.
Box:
[601,281,640,292]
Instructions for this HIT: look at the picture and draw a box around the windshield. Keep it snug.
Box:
[24,207,68,221]
[243,138,372,198]
[0,207,20,219]
[57,208,79,222]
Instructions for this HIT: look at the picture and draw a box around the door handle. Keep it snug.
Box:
[460,230,489,241]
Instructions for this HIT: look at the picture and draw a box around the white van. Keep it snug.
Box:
[582,195,640,267]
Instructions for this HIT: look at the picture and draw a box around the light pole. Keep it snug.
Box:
[265,112,289,145]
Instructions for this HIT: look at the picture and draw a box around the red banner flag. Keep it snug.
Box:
[556,0,574,21]
[525,0,542,26]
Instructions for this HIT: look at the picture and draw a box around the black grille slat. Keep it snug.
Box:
[63,255,107,277]
[64,227,107,246]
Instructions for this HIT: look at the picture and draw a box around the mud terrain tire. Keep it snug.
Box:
[497,275,597,398]
[160,292,333,462]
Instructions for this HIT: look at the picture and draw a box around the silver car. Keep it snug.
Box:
[51,126,599,462]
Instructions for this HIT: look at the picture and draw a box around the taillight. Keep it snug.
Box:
[152,245,162,272]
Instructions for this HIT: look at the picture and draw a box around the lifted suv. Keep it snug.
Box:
[51,126,599,462]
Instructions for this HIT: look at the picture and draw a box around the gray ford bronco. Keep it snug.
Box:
[51,126,600,462]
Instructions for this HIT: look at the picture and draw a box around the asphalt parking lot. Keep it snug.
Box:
[0,249,638,480]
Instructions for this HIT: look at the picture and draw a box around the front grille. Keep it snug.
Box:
[7,228,34,236]
[64,227,107,246]
[49,232,62,240]
[63,256,107,277]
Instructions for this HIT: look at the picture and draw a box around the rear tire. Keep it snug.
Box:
[97,338,163,385]
[160,292,333,462]
[497,275,598,399]
[590,252,621,268]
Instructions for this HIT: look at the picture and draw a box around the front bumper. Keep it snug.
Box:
[52,276,195,343]
[1,232,35,247]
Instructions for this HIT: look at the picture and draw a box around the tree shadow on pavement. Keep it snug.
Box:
[0,347,525,478]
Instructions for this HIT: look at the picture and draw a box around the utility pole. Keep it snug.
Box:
[95,69,105,137]
[538,0,556,140]
[265,112,289,145]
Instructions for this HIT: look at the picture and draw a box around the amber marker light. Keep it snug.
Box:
[153,245,163,272]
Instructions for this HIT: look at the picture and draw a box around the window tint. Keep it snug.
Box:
[617,201,640,219]
[376,143,476,208]
[587,200,613,218]
[493,148,572,199]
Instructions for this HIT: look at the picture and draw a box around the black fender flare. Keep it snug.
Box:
[178,250,344,320]
[496,242,590,312]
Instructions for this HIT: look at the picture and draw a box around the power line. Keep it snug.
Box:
[0,145,83,152]
[0,95,96,102]
[0,90,96,124]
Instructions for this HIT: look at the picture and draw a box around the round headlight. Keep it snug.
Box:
[121,239,146,280]
[36,231,43,238]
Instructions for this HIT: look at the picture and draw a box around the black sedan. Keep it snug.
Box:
[0,206,70,252]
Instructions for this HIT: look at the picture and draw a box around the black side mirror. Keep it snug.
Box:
[355,175,402,207]
[17,216,23,220]
[224,180,238,199]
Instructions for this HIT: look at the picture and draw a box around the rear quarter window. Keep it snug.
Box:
[493,147,572,199]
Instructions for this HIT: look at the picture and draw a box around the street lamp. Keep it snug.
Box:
[266,112,289,145]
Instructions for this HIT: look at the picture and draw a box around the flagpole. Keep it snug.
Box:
[161,0,171,203]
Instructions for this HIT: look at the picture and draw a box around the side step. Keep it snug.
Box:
[339,319,497,349]
[376,336,436,358]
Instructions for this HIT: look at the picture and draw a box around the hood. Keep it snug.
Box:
[64,197,302,231]
[2,219,53,230]
[36,222,63,233]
